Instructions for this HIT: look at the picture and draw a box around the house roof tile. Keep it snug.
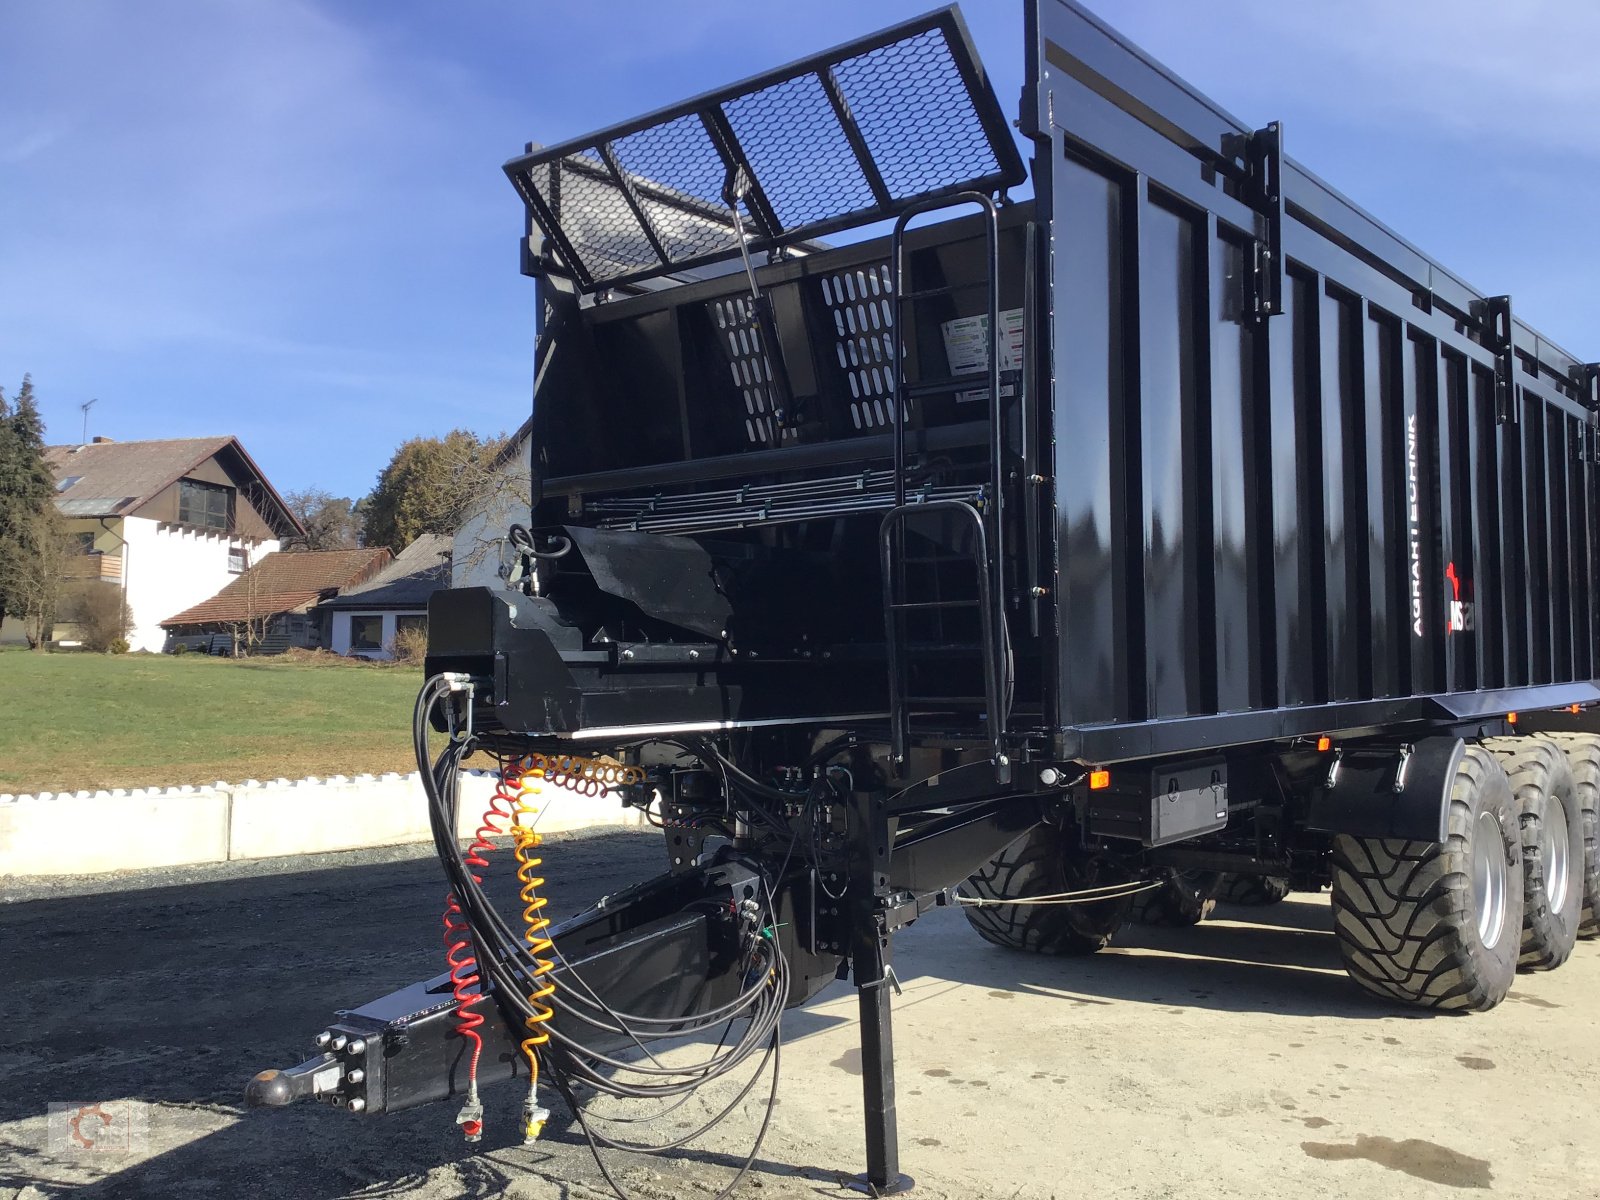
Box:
[319,534,453,610]
[161,548,392,627]
[45,436,302,535]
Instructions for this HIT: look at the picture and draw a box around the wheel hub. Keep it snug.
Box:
[1472,810,1508,949]
[1543,795,1571,914]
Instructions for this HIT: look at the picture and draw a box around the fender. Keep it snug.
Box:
[1303,735,1465,844]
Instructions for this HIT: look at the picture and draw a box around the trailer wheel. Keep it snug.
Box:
[1218,874,1291,906]
[1532,732,1600,939]
[1330,744,1522,1011]
[1484,736,1583,969]
[1131,870,1223,926]
[962,824,1131,955]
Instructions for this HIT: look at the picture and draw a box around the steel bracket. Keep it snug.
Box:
[1573,362,1600,415]
[1246,121,1284,320]
[1479,295,1516,425]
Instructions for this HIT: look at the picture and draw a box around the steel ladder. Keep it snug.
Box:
[878,191,1011,782]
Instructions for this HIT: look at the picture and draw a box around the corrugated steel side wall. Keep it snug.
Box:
[1031,0,1598,752]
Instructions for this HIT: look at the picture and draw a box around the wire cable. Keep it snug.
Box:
[953,880,1162,906]
[413,680,790,1200]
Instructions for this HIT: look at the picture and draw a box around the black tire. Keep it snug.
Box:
[1485,736,1584,969]
[1131,870,1223,926]
[1330,744,1522,1011]
[1218,874,1291,906]
[962,823,1131,954]
[1533,731,1600,939]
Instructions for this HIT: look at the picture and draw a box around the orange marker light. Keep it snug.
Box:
[1088,769,1111,790]
[1316,736,1332,752]
[1507,712,1518,725]
[1571,704,1583,715]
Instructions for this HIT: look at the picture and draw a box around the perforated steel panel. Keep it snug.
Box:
[710,296,794,447]
[820,263,901,431]
[505,7,1023,292]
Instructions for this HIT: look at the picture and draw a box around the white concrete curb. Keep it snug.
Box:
[0,770,648,877]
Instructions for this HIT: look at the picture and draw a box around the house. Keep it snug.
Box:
[161,547,391,654]
[452,416,532,590]
[319,534,453,659]
[0,436,303,652]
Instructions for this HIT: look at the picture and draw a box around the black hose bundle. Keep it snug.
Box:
[414,677,790,1200]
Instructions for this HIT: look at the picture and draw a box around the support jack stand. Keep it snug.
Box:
[845,789,916,1196]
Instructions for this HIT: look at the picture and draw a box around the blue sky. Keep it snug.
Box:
[2,0,1596,500]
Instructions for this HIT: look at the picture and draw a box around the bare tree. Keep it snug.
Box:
[0,507,72,649]
[447,434,532,584]
[283,488,361,551]
[60,582,132,652]
[221,565,273,656]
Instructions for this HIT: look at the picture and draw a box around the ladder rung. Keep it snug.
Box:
[904,696,987,707]
[898,285,961,301]
[890,599,979,611]
[902,370,1022,400]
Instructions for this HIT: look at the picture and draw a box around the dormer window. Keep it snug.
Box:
[178,478,232,531]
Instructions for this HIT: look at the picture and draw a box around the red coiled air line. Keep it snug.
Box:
[439,759,524,1140]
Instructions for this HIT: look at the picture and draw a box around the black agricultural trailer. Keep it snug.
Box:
[249,2,1600,1193]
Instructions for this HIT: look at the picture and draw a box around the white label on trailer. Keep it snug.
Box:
[312,1064,342,1094]
[941,307,1025,377]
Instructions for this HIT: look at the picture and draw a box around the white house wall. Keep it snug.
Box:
[453,435,531,590]
[327,609,423,660]
[123,517,279,652]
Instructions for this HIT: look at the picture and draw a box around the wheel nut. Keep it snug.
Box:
[330,1035,347,1052]
[346,1038,366,1056]
[346,1069,365,1085]
[347,1098,365,1113]
[314,1031,332,1048]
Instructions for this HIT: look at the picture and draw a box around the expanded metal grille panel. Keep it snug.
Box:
[724,73,878,229]
[833,28,1002,198]
[609,115,730,263]
[505,6,1023,292]
[553,153,658,282]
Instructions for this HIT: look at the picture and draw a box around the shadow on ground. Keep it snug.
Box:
[921,894,1427,1022]
[0,833,1427,1197]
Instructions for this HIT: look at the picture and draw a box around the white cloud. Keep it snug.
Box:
[1101,0,1600,160]
[0,0,485,353]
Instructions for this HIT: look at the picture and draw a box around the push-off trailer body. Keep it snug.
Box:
[250,2,1600,1192]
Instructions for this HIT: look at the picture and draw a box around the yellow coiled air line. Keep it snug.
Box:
[511,763,555,1142]
[508,753,645,1142]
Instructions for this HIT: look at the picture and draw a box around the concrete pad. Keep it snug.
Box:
[3,838,1597,1198]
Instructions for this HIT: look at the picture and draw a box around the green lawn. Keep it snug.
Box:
[0,650,426,794]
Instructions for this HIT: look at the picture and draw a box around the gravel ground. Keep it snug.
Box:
[3,830,1597,1199]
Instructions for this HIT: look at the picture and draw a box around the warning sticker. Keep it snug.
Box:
[940,308,1025,376]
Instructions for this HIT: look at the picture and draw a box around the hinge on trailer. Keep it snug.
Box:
[1580,366,1600,462]
[1478,295,1516,425]
[1573,362,1600,414]
[1246,121,1284,320]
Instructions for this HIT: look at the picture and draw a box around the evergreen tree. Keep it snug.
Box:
[8,376,54,508]
[0,375,63,642]
[0,383,12,629]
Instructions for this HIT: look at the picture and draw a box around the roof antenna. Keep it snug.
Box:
[80,398,98,445]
